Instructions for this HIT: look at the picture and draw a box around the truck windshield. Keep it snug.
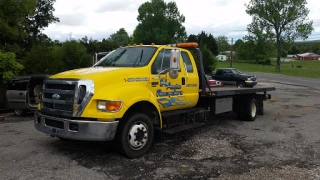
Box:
[231,69,241,75]
[93,47,157,67]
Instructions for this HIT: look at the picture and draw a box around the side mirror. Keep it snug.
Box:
[170,49,180,70]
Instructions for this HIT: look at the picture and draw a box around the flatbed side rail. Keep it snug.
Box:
[199,87,276,97]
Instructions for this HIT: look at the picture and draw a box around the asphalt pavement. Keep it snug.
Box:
[243,71,320,89]
[1,82,320,179]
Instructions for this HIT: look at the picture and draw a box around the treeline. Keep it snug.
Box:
[1,0,316,81]
[1,0,223,82]
[231,39,320,65]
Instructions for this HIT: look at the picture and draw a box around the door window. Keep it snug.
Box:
[181,52,193,73]
[7,80,28,90]
[151,49,171,74]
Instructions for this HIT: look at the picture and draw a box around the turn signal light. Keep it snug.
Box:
[97,100,122,112]
[106,101,122,112]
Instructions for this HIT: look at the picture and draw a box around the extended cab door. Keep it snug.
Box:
[214,70,226,81]
[6,78,29,109]
[180,50,199,107]
[149,48,190,112]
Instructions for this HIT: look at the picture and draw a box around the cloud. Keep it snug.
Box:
[95,0,141,13]
[58,13,87,26]
[43,0,320,42]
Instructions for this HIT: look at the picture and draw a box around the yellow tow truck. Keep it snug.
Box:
[34,42,275,158]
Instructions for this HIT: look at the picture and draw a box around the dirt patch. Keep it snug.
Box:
[171,136,243,160]
[218,166,320,180]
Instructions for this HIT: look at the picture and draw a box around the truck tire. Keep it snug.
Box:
[115,113,154,158]
[14,109,26,116]
[236,81,245,88]
[243,98,257,121]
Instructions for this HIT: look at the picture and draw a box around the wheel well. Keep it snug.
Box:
[122,101,160,126]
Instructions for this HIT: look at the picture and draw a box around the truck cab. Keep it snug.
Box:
[35,43,201,157]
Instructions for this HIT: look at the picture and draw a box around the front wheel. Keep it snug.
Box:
[115,113,154,158]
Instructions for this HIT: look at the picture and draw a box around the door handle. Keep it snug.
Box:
[19,93,23,95]
[182,77,185,85]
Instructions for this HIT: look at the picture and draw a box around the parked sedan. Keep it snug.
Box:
[205,75,223,87]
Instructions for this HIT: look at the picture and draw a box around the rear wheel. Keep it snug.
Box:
[14,109,26,116]
[236,81,246,88]
[243,98,257,121]
[115,113,154,158]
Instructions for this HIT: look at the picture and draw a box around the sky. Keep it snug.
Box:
[43,0,320,43]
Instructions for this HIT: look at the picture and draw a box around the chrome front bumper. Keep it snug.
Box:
[34,111,119,141]
[245,80,257,86]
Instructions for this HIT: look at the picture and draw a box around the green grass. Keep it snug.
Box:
[216,59,320,79]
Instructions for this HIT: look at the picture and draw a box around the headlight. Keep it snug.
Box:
[247,78,251,81]
[97,100,122,112]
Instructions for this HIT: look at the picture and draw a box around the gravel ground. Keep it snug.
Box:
[1,82,320,180]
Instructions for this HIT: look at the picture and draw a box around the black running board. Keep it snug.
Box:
[162,122,205,135]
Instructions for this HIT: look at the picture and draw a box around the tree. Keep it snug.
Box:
[0,0,36,56]
[288,45,300,54]
[216,36,230,53]
[236,39,256,61]
[245,21,276,63]
[233,39,244,51]
[50,40,92,74]
[245,0,314,72]
[187,31,219,56]
[311,43,320,54]
[22,41,54,75]
[133,0,187,44]
[26,0,59,45]
[108,28,130,47]
[201,46,217,73]
[0,51,24,82]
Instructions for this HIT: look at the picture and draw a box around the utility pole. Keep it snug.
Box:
[230,38,233,67]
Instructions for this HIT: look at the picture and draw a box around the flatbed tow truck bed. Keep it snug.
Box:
[200,85,276,97]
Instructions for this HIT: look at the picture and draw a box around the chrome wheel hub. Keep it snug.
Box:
[251,102,257,117]
[128,122,148,150]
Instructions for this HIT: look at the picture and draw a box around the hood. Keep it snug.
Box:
[239,73,255,78]
[49,67,148,85]
[50,67,128,79]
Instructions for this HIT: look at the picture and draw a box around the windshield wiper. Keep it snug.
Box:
[95,49,127,67]
[133,49,144,67]
[110,49,127,66]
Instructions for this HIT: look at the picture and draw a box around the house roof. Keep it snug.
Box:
[297,52,319,57]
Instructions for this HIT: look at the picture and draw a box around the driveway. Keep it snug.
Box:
[1,82,320,179]
[245,71,320,89]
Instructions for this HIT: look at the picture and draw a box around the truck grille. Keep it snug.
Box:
[40,78,94,117]
[251,77,256,81]
[41,79,77,117]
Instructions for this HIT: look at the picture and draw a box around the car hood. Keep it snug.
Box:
[238,73,255,78]
[48,66,149,85]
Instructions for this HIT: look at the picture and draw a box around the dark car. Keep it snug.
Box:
[6,75,48,116]
[211,68,257,87]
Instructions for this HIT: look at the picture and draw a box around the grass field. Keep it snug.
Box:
[217,59,320,79]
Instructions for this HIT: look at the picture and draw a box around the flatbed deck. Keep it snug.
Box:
[200,85,276,97]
